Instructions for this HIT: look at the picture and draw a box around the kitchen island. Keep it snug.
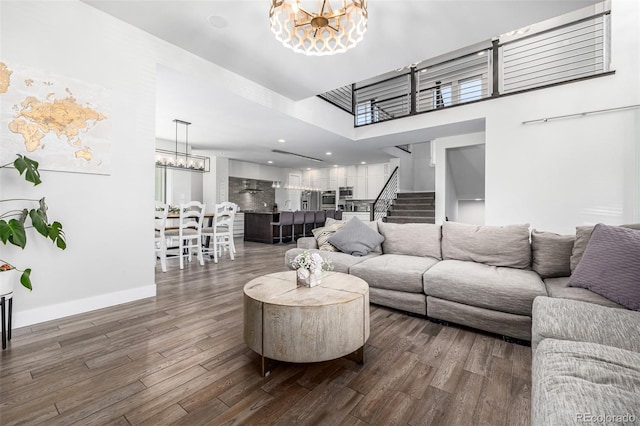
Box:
[244,212,292,244]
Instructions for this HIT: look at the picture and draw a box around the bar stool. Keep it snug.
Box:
[335,210,343,220]
[314,210,326,228]
[293,211,305,240]
[271,211,294,244]
[303,211,316,237]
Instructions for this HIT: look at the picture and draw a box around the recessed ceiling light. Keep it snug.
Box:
[307,167,311,170]
[360,161,366,164]
[208,15,228,29]
[333,164,338,167]
[325,152,332,155]
[278,138,286,143]
[477,51,485,56]
[268,160,273,164]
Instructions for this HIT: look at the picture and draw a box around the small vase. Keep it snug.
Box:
[296,269,322,288]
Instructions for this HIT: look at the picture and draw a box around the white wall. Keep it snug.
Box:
[458,200,486,225]
[397,142,435,192]
[412,142,436,191]
[1,1,157,326]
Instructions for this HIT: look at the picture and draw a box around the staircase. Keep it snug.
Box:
[385,192,435,224]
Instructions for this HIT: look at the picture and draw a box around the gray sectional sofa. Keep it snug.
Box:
[285,219,640,424]
[285,220,635,341]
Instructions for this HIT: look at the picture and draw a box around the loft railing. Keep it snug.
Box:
[370,166,399,222]
[318,2,611,127]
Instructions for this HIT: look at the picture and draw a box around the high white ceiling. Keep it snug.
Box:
[84,0,600,169]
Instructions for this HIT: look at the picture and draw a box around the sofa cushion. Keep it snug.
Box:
[312,221,345,251]
[569,225,594,273]
[284,248,379,274]
[531,296,640,354]
[328,217,384,256]
[568,224,640,310]
[570,223,640,272]
[350,254,439,293]
[531,230,574,278]
[377,222,442,259]
[544,277,623,309]
[423,259,546,316]
[532,339,640,426]
[441,222,531,269]
[296,237,318,250]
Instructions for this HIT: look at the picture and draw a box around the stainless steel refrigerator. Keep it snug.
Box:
[300,190,321,211]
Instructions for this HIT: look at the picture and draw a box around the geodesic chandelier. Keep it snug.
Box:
[269,0,368,56]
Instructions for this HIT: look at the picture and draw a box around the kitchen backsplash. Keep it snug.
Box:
[228,177,276,212]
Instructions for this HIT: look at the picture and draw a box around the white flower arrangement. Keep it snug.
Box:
[291,251,332,287]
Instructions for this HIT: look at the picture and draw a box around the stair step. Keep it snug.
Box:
[391,203,435,210]
[387,209,435,217]
[396,192,435,199]
[384,216,436,224]
[394,198,435,205]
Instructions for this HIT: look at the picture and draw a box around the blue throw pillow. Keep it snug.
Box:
[328,217,385,256]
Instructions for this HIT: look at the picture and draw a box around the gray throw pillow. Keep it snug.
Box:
[326,217,383,253]
[531,230,575,278]
[328,217,385,256]
[570,223,640,272]
[378,222,442,259]
[568,223,640,311]
[441,222,531,269]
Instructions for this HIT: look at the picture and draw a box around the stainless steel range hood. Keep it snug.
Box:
[238,180,263,194]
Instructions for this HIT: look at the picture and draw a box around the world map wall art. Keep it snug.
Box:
[0,61,111,175]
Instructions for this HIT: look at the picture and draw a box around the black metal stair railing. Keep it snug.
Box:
[370,166,399,222]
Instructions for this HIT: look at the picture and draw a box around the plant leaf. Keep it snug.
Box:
[29,208,49,237]
[0,219,27,248]
[13,155,41,186]
[39,198,49,221]
[49,221,66,250]
[20,268,32,291]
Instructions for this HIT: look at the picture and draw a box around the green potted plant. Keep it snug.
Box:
[0,155,66,294]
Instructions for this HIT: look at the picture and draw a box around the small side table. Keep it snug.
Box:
[1,292,13,350]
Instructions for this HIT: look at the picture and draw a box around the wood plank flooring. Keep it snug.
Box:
[0,241,532,425]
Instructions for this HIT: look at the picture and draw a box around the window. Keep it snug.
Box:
[459,76,483,103]
[433,83,452,109]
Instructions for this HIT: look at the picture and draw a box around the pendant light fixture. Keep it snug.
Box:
[155,119,210,173]
[269,0,368,56]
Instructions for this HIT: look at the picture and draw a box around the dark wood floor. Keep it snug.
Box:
[0,241,531,425]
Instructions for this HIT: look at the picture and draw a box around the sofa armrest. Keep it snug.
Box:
[532,296,640,354]
[297,237,318,250]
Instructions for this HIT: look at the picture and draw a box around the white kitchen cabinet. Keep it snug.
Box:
[346,165,357,187]
[301,170,311,188]
[366,173,385,199]
[329,168,338,190]
[233,213,244,237]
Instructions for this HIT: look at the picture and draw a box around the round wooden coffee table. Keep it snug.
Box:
[243,270,370,376]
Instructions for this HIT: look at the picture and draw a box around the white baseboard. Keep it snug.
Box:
[12,285,157,328]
